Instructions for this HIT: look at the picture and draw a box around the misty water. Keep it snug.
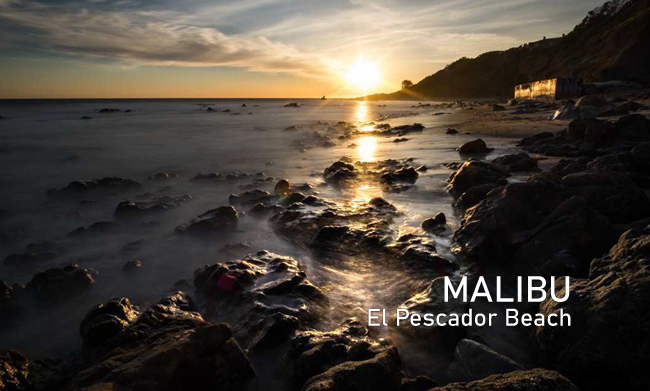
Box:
[0,99,518,372]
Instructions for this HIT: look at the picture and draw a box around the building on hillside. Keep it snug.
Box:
[514,78,581,101]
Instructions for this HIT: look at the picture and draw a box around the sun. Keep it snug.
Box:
[345,59,381,92]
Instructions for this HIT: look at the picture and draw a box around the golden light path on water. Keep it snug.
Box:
[354,101,377,162]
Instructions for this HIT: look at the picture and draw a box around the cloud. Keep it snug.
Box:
[0,0,336,78]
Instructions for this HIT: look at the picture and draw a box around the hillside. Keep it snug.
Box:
[366,0,650,100]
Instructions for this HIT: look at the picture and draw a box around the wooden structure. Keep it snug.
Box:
[514,78,581,101]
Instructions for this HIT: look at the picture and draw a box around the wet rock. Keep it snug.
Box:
[324,160,357,182]
[68,221,120,237]
[285,102,300,107]
[517,131,554,146]
[249,203,283,217]
[507,99,518,106]
[191,172,224,181]
[492,104,506,112]
[380,167,418,184]
[71,293,254,391]
[491,153,539,172]
[275,179,291,197]
[454,183,501,210]
[389,123,424,136]
[115,194,192,218]
[4,242,59,268]
[430,369,578,391]
[206,107,217,112]
[0,349,31,390]
[176,206,238,235]
[401,376,438,391]
[229,189,271,206]
[576,95,607,108]
[457,139,494,155]
[291,319,403,391]
[48,177,141,197]
[80,116,91,120]
[447,339,523,382]
[98,108,121,113]
[536,224,650,391]
[194,251,326,350]
[421,213,446,233]
[26,264,98,303]
[147,172,179,180]
[122,260,142,272]
[394,137,410,143]
[446,160,509,197]
[282,192,306,205]
[445,128,459,135]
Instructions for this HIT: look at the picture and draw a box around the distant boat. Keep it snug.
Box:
[321,96,327,100]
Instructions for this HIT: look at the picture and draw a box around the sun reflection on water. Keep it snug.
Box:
[355,101,369,123]
[357,136,376,162]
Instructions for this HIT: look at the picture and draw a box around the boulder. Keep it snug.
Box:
[492,104,506,111]
[115,195,192,218]
[536,224,650,391]
[275,179,291,197]
[446,160,509,196]
[421,213,446,233]
[324,161,357,182]
[26,264,98,303]
[228,189,271,206]
[447,339,523,382]
[430,369,579,391]
[175,206,238,235]
[491,153,539,172]
[71,293,254,391]
[47,177,141,197]
[457,139,494,155]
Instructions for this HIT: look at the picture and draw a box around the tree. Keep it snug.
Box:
[401,80,413,89]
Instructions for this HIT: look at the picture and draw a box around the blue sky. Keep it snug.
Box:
[0,0,607,98]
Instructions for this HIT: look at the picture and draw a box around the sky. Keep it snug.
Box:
[0,0,607,99]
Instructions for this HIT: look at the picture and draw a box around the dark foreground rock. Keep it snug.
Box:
[446,160,509,208]
[491,153,539,172]
[429,369,579,391]
[290,319,405,391]
[535,224,650,391]
[194,250,327,350]
[72,292,254,391]
[447,339,522,382]
[26,264,98,304]
[115,194,192,218]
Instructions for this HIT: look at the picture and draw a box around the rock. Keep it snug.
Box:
[275,179,291,197]
[394,137,410,143]
[536,224,650,391]
[447,339,523,382]
[285,102,300,107]
[617,100,643,112]
[551,103,580,120]
[324,160,356,182]
[401,376,438,391]
[492,104,506,111]
[380,167,418,184]
[194,251,326,349]
[191,172,224,181]
[4,242,59,267]
[390,123,425,135]
[457,139,494,155]
[114,195,192,218]
[122,260,142,272]
[491,153,539,172]
[26,264,98,303]
[71,293,254,391]
[421,213,446,233]
[507,99,518,106]
[615,113,650,141]
[48,177,141,197]
[454,183,501,210]
[291,319,404,391]
[80,116,91,120]
[282,192,306,205]
[518,132,554,147]
[249,203,283,217]
[446,160,509,196]
[446,128,459,135]
[98,108,121,113]
[68,221,120,237]
[430,369,579,391]
[0,349,32,390]
[228,189,271,206]
[576,95,607,108]
[176,206,238,235]
[206,107,217,112]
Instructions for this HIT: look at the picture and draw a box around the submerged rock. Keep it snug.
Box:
[4,242,60,268]
[229,189,271,206]
[114,194,191,218]
[176,206,238,235]
[26,264,98,303]
[47,177,141,197]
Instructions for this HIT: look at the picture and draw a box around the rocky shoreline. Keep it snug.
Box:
[2,94,650,391]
